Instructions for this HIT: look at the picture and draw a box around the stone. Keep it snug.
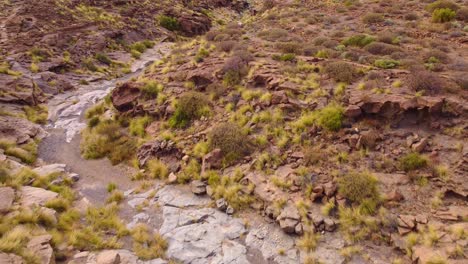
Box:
[295,223,304,235]
[216,198,228,211]
[96,250,121,264]
[0,253,24,264]
[167,173,177,184]
[323,182,337,197]
[110,82,142,112]
[191,180,207,195]
[397,215,416,230]
[27,235,55,264]
[226,206,235,215]
[385,189,404,202]
[203,148,223,170]
[391,234,406,253]
[344,105,362,118]
[324,218,336,232]
[311,214,324,227]
[21,186,58,207]
[0,116,46,144]
[69,173,80,182]
[0,187,15,213]
[0,75,44,106]
[277,204,301,234]
[245,224,298,264]
[412,137,428,153]
[412,246,447,264]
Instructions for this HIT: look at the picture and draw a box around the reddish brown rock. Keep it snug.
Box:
[203,148,223,170]
[344,105,362,118]
[110,82,142,112]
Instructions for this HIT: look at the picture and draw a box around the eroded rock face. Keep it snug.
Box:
[276,203,301,234]
[349,92,446,119]
[110,82,142,112]
[0,116,46,144]
[177,12,212,36]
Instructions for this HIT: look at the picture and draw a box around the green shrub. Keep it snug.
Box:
[169,92,210,128]
[342,34,375,47]
[399,153,428,171]
[272,53,296,62]
[374,59,400,69]
[275,42,303,54]
[129,116,152,137]
[324,62,358,83]
[131,224,167,260]
[81,121,136,164]
[362,13,384,24]
[158,15,180,31]
[208,170,254,209]
[316,104,344,131]
[209,123,252,165]
[95,53,112,65]
[24,105,48,124]
[432,8,456,23]
[146,159,169,179]
[426,0,459,12]
[338,171,379,204]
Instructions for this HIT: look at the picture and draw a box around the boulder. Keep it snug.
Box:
[0,187,15,213]
[21,186,58,207]
[344,105,362,118]
[216,198,228,211]
[324,218,336,232]
[277,204,301,234]
[96,250,121,264]
[110,82,142,112]
[26,235,55,264]
[177,12,211,36]
[191,180,207,195]
[0,116,46,144]
[203,148,223,170]
[411,137,428,153]
[32,164,66,177]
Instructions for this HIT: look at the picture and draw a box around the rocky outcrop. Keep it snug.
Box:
[0,75,45,106]
[0,116,46,144]
[110,82,142,112]
[349,92,447,119]
[26,235,55,264]
[36,72,75,95]
[20,186,58,207]
[136,140,181,167]
[177,12,212,36]
[0,187,15,213]
[276,203,301,234]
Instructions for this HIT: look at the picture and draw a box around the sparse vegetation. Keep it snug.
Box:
[209,123,252,165]
[324,62,358,83]
[169,92,210,128]
[399,152,428,171]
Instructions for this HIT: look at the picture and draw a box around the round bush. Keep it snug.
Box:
[338,172,379,204]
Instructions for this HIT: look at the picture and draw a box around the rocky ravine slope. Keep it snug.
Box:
[1,0,468,264]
